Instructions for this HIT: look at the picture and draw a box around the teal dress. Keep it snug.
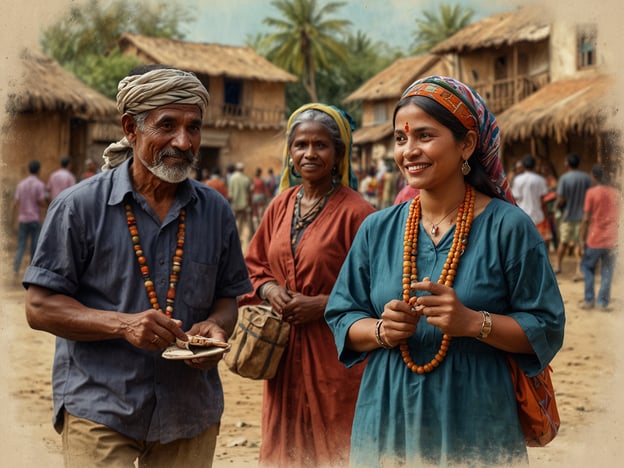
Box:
[325,198,565,467]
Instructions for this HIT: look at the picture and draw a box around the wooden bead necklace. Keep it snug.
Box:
[125,204,186,318]
[399,185,475,373]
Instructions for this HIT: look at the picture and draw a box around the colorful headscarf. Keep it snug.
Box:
[102,68,210,170]
[278,103,358,193]
[400,75,513,203]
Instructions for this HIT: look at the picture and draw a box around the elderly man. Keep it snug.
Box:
[24,65,252,467]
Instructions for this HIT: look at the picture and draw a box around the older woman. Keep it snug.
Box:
[326,76,565,466]
[241,103,375,467]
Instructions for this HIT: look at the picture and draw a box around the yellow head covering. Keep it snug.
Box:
[278,103,358,193]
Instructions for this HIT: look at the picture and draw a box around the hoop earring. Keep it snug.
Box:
[289,158,301,178]
[461,159,471,176]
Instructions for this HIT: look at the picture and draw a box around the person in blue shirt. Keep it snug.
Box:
[325,76,565,467]
[24,65,252,468]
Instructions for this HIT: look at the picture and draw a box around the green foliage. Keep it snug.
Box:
[258,0,402,125]
[261,0,351,102]
[40,0,194,99]
[411,3,474,55]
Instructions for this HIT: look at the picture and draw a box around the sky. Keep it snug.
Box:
[184,0,515,50]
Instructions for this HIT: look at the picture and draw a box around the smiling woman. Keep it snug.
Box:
[239,103,376,467]
[325,76,565,467]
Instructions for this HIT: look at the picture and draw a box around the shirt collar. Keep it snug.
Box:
[107,157,196,208]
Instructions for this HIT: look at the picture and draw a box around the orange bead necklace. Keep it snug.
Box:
[400,185,475,373]
[125,204,186,318]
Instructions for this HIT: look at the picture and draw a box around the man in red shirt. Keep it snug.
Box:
[578,164,620,310]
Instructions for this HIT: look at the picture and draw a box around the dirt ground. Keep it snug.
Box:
[1,251,623,467]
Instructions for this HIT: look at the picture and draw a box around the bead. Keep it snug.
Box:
[127,207,186,320]
[399,186,475,374]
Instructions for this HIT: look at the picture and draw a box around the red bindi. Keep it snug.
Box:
[404,122,409,132]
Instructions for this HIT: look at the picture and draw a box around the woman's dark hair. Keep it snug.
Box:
[393,95,502,200]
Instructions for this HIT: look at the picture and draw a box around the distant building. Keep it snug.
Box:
[343,54,451,176]
[117,33,297,176]
[431,6,618,178]
[1,49,117,228]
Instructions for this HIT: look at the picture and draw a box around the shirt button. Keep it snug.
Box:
[159,258,165,265]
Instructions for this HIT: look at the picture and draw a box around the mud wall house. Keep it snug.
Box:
[1,50,117,229]
[118,33,297,178]
[431,6,618,178]
[343,55,451,180]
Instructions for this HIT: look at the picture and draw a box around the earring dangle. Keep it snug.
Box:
[289,157,301,177]
[461,160,471,176]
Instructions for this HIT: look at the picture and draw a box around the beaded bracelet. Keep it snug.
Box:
[375,319,394,349]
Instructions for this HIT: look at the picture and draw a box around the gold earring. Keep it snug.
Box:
[461,160,471,176]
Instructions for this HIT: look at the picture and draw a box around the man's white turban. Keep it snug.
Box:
[102,68,210,170]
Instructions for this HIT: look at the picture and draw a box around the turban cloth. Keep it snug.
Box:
[102,68,210,170]
[278,103,358,193]
[401,75,514,204]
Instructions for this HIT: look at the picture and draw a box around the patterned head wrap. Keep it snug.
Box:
[102,68,210,170]
[278,103,358,193]
[400,75,513,203]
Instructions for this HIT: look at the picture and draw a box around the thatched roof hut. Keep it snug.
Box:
[344,55,449,103]
[497,74,615,144]
[431,6,550,54]
[5,49,116,118]
[118,33,297,83]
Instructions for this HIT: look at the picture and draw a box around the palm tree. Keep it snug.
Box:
[411,3,474,55]
[262,0,351,102]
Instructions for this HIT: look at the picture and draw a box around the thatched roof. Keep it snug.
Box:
[497,74,615,143]
[6,50,117,118]
[432,6,550,54]
[352,122,393,146]
[344,55,450,103]
[119,33,297,83]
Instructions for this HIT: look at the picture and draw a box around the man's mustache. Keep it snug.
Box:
[158,148,195,162]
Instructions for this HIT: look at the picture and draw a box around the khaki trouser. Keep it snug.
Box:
[62,410,219,468]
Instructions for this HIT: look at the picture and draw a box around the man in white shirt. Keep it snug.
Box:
[511,154,550,240]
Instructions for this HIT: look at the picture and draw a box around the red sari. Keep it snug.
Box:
[242,184,375,467]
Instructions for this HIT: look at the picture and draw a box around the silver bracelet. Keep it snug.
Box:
[375,319,393,349]
[258,282,275,301]
[476,310,492,340]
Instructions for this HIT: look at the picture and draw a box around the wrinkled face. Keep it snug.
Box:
[393,102,466,191]
[129,103,202,183]
[289,121,337,184]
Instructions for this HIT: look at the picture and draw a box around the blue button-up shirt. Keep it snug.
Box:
[24,158,252,443]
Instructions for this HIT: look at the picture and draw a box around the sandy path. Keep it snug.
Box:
[1,254,623,467]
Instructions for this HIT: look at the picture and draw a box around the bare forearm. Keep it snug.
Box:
[25,285,129,341]
[206,297,238,338]
[473,313,534,354]
[346,317,382,352]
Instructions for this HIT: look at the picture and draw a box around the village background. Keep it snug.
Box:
[1,0,624,467]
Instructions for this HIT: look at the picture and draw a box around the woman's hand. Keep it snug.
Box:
[378,299,420,347]
[281,292,327,325]
[262,283,293,317]
[410,279,480,337]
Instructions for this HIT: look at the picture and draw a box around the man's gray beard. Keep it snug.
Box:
[137,153,196,183]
